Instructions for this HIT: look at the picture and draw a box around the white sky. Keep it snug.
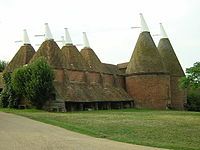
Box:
[0,0,199,71]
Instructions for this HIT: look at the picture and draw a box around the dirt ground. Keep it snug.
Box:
[0,112,167,150]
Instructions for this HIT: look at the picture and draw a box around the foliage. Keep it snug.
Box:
[0,89,9,108]
[186,90,200,111]
[11,57,55,109]
[0,72,19,108]
[179,62,200,111]
[0,108,200,150]
[0,60,7,72]
[180,62,200,89]
[11,67,29,97]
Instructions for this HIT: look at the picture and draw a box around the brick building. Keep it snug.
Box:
[2,14,186,111]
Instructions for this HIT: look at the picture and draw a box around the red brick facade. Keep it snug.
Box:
[54,69,64,83]
[115,75,126,89]
[86,72,102,85]
[102,74,114,87]
[66,70,86,83]
[126,74,171,109]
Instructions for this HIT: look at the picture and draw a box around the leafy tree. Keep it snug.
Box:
[180,62,200,89]
[12,66,30,97]
[0,60,7,72]
[0,72,19,108]
[0,73,10,107]
[12,57,55,109]
[180,62,200,111]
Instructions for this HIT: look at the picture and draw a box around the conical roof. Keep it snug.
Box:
[61,44,90,70]
[5,44,35,72]
[80,47,109,73]
[126,31,166,74]
[30,40,65,69]
[158,24,184,76]
[80,32,109,73]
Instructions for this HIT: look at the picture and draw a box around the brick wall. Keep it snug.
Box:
[54,69,64,83]
[66,70,86,83]
[126,74,171,109]
[102,74,114,87]
[86,72,102,85]
[114,75,126,89]
[170,76,187,110]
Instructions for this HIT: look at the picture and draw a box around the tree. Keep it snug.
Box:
[180,62,200,89]
[11,66,30,98]
[0,72,19,108]
[180,62,200,111]
[11,57,55,109]
[0,60,7,72]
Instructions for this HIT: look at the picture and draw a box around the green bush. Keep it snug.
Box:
[0,88,9,107]
[186,90,200,111]
[0,72,19,108]
[1,57,55,109]
[11,57,55,109]
[0,60,7,72]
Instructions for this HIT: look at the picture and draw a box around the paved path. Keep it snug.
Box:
[0,112,167,150]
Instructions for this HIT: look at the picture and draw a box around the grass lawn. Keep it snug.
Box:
[1,108,200,150]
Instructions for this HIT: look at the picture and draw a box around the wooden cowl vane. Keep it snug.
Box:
[157,23,184,77]
[4,29,35,72]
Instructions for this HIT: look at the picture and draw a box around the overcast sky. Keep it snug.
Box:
[0,0,199,71]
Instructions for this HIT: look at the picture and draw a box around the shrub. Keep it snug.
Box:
[186,90,200,111]
[0,88,9,107]
[11,57,55,109]
[0,72,19,108]
[0,60,7,72]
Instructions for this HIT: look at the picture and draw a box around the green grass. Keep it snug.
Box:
[1,108,200,150]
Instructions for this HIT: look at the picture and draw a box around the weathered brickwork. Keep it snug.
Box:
[115,75,126,89]
[102,74,114,87]
[86,72,102,85]
[54,69,64,83]
[66,70,86,83]
[126,74,171,109]
[170,76,187,110]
